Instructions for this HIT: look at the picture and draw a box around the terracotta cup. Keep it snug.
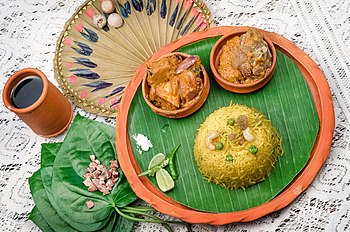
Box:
[2,68,73,137]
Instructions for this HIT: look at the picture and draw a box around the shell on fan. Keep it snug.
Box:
[54,0,212,117]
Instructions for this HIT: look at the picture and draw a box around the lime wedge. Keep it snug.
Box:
[156,168,174,192]
[148,153,166,169]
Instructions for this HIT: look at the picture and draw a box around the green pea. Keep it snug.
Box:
[226,155,233,162]
[215,142,224,150]
[249,145,258,154]
[228,118,235,126]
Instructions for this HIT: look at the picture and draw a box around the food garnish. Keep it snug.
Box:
[225,155,234,162]
[215,142,224,150]
[138,145,180,178]
[168,145,180,180]
[83,155,119,195]
[243,127,255,141]
[86,200,95,209]
[139,145,181,191]
[205,131,219,151]
[132,133,153,154]
[156,169,175,192]
[148,153,166,176]
[249,145,258,154]
[228,118,235,126]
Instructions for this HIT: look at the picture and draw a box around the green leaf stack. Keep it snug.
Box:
[29,114,137,231]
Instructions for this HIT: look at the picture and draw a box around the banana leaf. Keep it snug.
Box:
[128,37,319,212]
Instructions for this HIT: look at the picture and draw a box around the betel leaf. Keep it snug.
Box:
[29,206,54,232]
[128,37,319,212]
[29,167,77,232]
[50,114,137,230]
[40,143,118,232]
[112,214,134,232]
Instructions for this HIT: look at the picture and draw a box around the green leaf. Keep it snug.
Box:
[29,206,54,232]
[112,215,134,232]
[39,140,127,231]
[29,168,78,232]
[40,143,112,231]
[49,114,137,230]
[128,37,319,212]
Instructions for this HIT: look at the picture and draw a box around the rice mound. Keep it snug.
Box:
[194,104,283,190]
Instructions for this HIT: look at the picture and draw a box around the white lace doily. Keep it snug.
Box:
[0,0,349,231]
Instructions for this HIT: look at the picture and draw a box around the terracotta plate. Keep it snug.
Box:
[116,26,334,225]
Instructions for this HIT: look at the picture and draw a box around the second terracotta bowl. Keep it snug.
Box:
[210,27,277,93]
[142,52,210,118]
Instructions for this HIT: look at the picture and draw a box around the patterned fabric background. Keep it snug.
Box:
[0,0,349,231]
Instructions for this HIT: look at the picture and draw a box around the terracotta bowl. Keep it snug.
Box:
[210,27,277,93]
[142,52,210,118]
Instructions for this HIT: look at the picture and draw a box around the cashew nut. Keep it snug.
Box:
[243,127,254,141]
[206,131,220,150]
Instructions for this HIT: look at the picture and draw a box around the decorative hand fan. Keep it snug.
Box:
[54,0,212,116]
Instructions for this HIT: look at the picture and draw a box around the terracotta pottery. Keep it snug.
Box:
[142,52,210,118]
[2,68,73,137]
[116,26,334,225]
[210,27,277,93]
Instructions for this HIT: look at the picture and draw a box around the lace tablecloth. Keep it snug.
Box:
[1,0,349,231]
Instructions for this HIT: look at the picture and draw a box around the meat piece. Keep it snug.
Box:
[240,29,272,79]
[146,55,182,86]
[178,71,203,106]
[237,115,248,130]
[153,77,180,108]
[218,36,245,83]
[218,29,272,84]
[86,200,95,209]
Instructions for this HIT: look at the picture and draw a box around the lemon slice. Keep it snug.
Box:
[148,153,166,169]
[147,153,166,177]
[156,168,174,192]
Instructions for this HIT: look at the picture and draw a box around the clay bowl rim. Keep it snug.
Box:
[2,68,49,114]
[210,27,277,93]
[141,52,210,118]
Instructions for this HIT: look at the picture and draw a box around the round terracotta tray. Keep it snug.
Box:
[116,26,334,225]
